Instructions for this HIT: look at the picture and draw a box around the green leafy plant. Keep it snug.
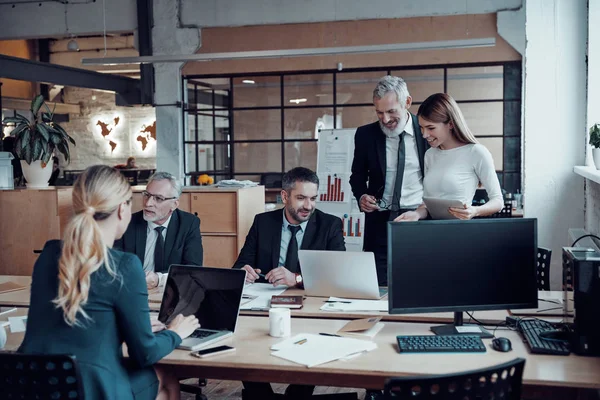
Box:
[1,95,75,165]
[590,123,600,149]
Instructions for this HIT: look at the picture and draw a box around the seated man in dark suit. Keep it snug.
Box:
[115,171,203,289]
[233,166,345,399]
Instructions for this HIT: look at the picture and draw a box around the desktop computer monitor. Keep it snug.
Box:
[388,218,538,337]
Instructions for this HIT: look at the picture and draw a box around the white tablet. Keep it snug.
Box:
[422,197,465,220]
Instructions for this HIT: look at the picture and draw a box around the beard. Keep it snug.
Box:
[287,204,314,223]
[379,113,408,138]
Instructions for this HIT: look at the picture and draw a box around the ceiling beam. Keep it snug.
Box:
[0,54,141,105]
[2,96,81,115]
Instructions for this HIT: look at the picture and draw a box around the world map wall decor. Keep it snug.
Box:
[95,117,120,153]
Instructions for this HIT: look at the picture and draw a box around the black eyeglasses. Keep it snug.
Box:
[375,186,401,212]
[142,191,177,204]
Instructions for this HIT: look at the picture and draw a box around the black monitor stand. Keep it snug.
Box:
[430,312,493,338]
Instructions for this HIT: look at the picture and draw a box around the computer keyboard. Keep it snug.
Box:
[396,335,486,353]
[517,319,570,355]
[189,330,216,339]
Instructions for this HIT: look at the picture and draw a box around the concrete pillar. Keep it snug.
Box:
[152,0,200,182]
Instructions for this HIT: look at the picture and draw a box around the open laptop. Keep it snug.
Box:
[157,265,246,350]
[298,250,385,300]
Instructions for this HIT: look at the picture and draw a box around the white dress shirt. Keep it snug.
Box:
[278,209,309,267]
[143,215,172,286]
[381,112,424,209]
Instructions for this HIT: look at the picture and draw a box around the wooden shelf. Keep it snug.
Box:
[574,166,600,184]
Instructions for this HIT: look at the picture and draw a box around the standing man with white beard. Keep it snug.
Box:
[350,75,428,286]
[115,171,203,289]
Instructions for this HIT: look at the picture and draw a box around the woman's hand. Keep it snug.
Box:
[449,204,478,220]
[167,314,200,340]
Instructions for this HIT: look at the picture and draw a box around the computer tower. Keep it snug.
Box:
[562,247,600,356]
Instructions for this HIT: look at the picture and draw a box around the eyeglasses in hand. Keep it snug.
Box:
[142,191,177,204]
[375,186,401,212]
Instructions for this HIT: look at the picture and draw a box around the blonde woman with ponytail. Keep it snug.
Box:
[19,165,200,400]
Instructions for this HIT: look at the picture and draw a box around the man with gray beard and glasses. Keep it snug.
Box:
[115,171,203,290]
[350,75,428,286]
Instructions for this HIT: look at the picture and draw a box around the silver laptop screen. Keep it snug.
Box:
[157,266,246,332]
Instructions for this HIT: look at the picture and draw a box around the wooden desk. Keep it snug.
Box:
[0,276,30,307]
[3,315,599,393]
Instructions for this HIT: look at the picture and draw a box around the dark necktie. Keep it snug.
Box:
[154,226,166,272]
[390,131,406,221]
[285,225,302,273]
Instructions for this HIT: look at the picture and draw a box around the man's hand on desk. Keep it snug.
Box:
[242,265,262,283]
[266,266,295,287]
[146,271,159,289]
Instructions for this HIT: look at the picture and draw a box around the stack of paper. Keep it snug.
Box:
[320,297,388,312]
[216,179,258,188]
[240,283,288,310]
[271,333,377,367]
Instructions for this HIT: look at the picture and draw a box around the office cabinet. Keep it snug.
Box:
[0,186,265,275]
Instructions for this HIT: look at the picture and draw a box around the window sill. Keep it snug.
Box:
[574,166,600,184]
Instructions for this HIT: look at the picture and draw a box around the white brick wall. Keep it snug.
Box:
[59,87,156,172]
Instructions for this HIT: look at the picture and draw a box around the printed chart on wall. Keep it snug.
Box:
[316,129,364,251]
[330,212,365,252]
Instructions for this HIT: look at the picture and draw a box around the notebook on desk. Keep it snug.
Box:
[299,250,385,300]
[157,265,246,350]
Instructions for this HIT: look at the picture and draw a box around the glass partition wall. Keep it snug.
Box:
[182,61,522,193]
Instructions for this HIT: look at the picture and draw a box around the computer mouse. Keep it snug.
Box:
[492,337,512,352]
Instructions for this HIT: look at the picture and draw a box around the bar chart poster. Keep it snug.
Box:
[318,173,348,203]
[331,212,365,252]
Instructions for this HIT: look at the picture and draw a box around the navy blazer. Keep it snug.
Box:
[19,240,182,400]
[115,209,203,273]
[232,208,346,274]
[349,114,428,204]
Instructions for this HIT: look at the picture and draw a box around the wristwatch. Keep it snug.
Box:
[294,273,304,289]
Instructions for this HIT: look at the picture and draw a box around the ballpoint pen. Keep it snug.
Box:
[324,300,351,303]
[319,332,341,337]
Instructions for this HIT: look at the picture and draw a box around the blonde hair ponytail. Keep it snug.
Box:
[54,165,131,326]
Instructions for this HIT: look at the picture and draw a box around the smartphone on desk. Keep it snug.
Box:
[191,345,235,358]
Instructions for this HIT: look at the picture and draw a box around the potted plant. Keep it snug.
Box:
[1,95,75,188]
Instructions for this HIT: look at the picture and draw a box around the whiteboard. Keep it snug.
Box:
[316,128,364,251]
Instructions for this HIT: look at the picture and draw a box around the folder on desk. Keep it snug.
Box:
[320,297,388,312]
[270,333,377,368]
[0,282,27,294]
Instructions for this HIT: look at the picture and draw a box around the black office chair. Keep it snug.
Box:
[260,173,283,189]
[137,168,155,184]
[562,251,574,292]
[488,202,513,218]
[0,352,83,399]
[378,358,525,400]
[536,247,552,291]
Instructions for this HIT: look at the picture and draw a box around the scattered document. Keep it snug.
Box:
[338,317,385,339]
[270,333,377,368]
[243,283,288,298]
[0,307,17,317]
[9,315,27,333]
[0,281,27,294]
[320,297,388,312]
[240,296,271,311]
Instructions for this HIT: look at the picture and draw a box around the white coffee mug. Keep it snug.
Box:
[269,308,291,338]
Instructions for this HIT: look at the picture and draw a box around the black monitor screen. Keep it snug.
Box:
[388,219,538,315]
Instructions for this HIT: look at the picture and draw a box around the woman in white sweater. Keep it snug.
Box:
[398,93,504,221]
